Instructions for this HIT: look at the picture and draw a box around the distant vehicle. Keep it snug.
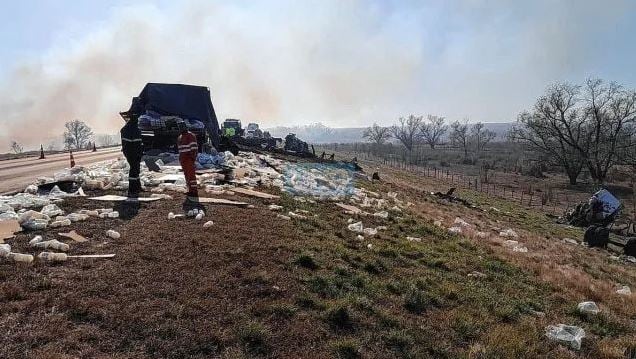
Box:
[222,119,244,138]
[120,83,221,153]
[245,123,264,138]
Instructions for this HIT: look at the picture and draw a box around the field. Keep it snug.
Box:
[1,155,636,358]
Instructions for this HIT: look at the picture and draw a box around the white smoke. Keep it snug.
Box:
[0,0,633,150]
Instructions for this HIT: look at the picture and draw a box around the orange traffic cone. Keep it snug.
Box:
[69,151,76,168]
[39,145,45,159]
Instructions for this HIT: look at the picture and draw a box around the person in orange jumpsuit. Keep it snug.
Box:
[177,122,199,198]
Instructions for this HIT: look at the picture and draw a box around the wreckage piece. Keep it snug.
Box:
[58,230,88,243]
[335,203,363,214]
[564,189,621,227]
[187,197,248,206]
[0,219,22,241]
[231,187,280,199]
[89,195,162,202]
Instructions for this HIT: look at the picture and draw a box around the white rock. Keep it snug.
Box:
[577,301,600,315]
[545,324,585,350]
[203,221,214,228]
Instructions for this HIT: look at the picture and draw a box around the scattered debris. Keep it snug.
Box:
[38,251,68,262]
[448,227,463,235]
[356,235,364,241]
[288,211,307,220]
[503,239,528,253]
[347,221,364,233]
[268,204,283,211]
[406,236,422,242]
[366,243,373,249]
[577,301,600,315]
[106,230,121,239]
[282,162,357,200]
[545,324,585,350]
[616,285,632,296]
[0,243,11,256]
[499,228,519,238]
[203,220,214,228]
[563,238,578,245]
[453,217,471,228]
[474,231,488,239]
[363,227,377,236]
[562,189,620,227]
[29,235,43,245]
[31,239,70,252]
[373,211,389,219]
[277,214,291,220]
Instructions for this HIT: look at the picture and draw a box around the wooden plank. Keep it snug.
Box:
[188,197,248,206]
[58,230,88,243]
[232,187,280,199]
[89,195,162,202]
[68,254,116,258]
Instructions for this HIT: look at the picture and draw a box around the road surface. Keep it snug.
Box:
[0,148,123,194]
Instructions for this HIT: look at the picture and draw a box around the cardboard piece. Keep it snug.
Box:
[0,219,22,241]
[89,195,162,202]
[188,197,249,206]
[335,203,363,214]
[58,230,88,243]
[231,187,280,199]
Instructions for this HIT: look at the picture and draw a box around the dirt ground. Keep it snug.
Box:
[1,160,636,358]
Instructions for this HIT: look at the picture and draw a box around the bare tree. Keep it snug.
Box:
[581,78,636,183]
[390,115,423,152]
[470,122,496,156]
[10,141,23,154]
[513,79,636,185]
[449,120,469,158]
[362,123,392,145]
[420,115,447,149]
[64,120,93,150]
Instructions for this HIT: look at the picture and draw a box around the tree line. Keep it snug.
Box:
[8,120,119,154]
[362,115,496,162]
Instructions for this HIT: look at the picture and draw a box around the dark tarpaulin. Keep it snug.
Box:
[126,83,220,147]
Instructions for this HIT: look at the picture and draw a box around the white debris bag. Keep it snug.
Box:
[545,324,585,350]
[577,301,600,315]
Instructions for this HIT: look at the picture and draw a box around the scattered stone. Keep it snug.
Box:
[545,324,585,350]
[577,301,600,315]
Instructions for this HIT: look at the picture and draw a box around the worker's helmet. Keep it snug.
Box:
[177,120,187,133]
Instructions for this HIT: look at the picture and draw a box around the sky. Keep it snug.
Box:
[1,0,635,150]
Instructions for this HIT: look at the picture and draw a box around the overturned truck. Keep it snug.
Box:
[120,83,221,154]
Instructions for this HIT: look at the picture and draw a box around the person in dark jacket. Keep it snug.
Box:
[120,117,143,197]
